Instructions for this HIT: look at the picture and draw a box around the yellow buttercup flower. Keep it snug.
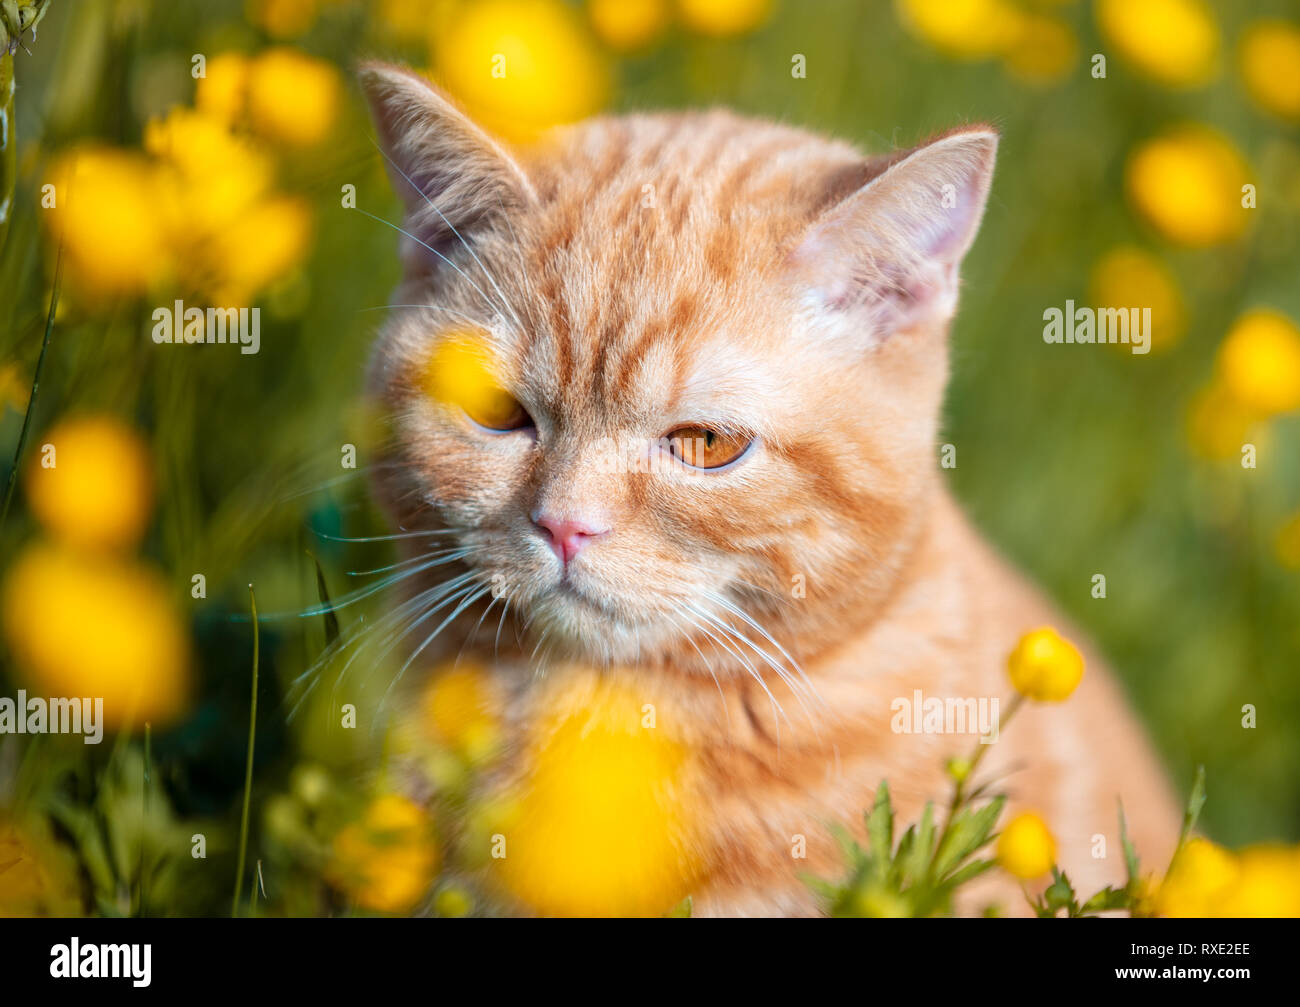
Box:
[1007,627,1084,702]
[422,331,518,427]
[376,0,456,43]
[589,0,669,51]
[195,51,249,126]
[491,670,699,916]
[145,107,274,238]
[1,545,191,729]
[210,196,312,308]
[997,811,1057,880]
[422,660,503,763]
[1185,380,1261,461]
[1088,245,1185,352]
[25,415,153,552]
[1002,13,1076,85]
[895,0,1022,60]
[1125,126,1250,246]
[246,47,342,147]
[246,0,320,39]
[677,0,772,38]
[1157,837,1237,917]
[45,146,168,296]
[1238,19,1300,121]
[1096,0,1219,88]
[327,794,439,914]
[1213,844,1300,918]
[435,0,609,144]
[1216,308,1300,416]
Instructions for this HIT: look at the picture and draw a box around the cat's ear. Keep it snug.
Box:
[359,63,535,269]
[789,127,997,341]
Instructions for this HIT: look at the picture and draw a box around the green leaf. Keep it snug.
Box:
[308,551,340,645]
[867,781,894,869]
[1117,799,1140,887]
[1080,886,1132,915]
[902,801,936,883]
[1044,868,1078,916]
[944,857,997,888]
[1179,765,1207,847]
[665,895,693,918]
[933,795,1005,878]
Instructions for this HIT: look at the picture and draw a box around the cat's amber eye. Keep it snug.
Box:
[666,426,752,469]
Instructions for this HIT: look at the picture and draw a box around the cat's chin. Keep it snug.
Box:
[523,587,678,666]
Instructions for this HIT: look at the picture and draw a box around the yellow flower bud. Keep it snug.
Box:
[1007,627,1085,702]
[327,794,438,914]
[1216,308,1300,416]
[1096,0,1219,88]
[1238,19,1300,122]
[677,0,772,38]
[1156,837,1238,917]
[996,811,1057,880]
[24,415,153,552]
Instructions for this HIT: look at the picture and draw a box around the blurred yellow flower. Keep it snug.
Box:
[422,660,502,762]
[377,0,457,43]
[1007,627,1084,702]
[1238,19,1300,121]
[1096,0,1219,88]
[0,819,83,917]
[1185,380,1261,460]
[327,793,438,913]
[435,0,609,144]
[1125,126,1250,246]
[1157,837,1236,916]
[1159,839,1300,917]
[1088,245,1185,352]
[1,545,191,728]
[25,415,153,552]
[1216,308,1300,416]
[1002,12,1076,85]
[246,0,321,39]
[195,51,250,126]
[1276,512,1300,570]
[1213,844,1300,918]
[45,146,168,296]
[492,671,699,916]
[423,331,518,427]
[996,811,1057,879]
[677,0,772,38]
[246,47,342,147]
[896,0,1022,60]
[210,196,312,308]
[590,0,669,51]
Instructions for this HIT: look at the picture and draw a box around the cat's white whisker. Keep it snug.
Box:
[370,138,527,334]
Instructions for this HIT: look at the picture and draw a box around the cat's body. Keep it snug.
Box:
[359,64,1179,916]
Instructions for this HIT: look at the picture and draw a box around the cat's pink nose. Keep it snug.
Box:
[532,513,609,565]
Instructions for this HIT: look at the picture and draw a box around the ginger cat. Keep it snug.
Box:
[358,64,1179,916]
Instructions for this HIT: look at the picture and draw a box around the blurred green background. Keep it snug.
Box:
[1,0,1298,916]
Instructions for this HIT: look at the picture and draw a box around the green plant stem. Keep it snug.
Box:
[138,722,151,917]
[231,584,259,918]
[1,240,62,533]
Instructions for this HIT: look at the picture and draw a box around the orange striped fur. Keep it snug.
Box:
[360,64,1179,916]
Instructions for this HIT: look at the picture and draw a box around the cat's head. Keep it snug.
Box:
[359,64,996,678]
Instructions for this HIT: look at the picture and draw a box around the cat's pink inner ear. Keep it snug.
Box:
[791,129,998,332]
